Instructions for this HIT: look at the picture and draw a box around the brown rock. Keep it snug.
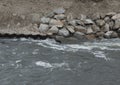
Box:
[85,34,96,40]
[74,26,87,33]
[92,24,100,32]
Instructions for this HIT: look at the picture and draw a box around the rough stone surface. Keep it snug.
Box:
[92,24,100,32]
[39,24,49,33]
[101,23,110,32]
[84,19,94,25]
[74,32,85,40]
[68,20,77,26]
[85,34,96,40]
[49,19,64,27]
[66,26,75,33]
[58,28,70,37]
[86,26,94,34]
[47,26,59,34]
[104,31,113,38]
[114,20,120,30]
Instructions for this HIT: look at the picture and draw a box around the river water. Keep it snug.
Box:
[0,38,120,85]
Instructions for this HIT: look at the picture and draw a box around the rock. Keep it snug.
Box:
[104,31,118,38]
[101,23,110,32]
[106,12,116,17]
[74,32,85,40]
[80,14,87,20]
[117,28,120,33]
[95,19,105,27]
[111,31,118,38]
[39,24,49,33]
[54,14,65,20]
[76,20,84,25]
[84,19,94,25]
[85,34,96,40]
[74,26,87,33]
[47,26,59,34]
[112,13,120,20]
[53,8,65,14]
[86,26,94,34]
[96,31,104,38]
[58,28,70,37]
[49,19,64,27]
[113,20,120,30]
[66,26,75,33]
[68,20,77,26]
[91,13,101,20]
[104,16,111,23]
[41,17,50,24]
[92,24,100,32]
[108,20,114,29]
[46,12,55,18]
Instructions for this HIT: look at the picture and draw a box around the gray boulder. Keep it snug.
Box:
[104,31,118,38]
[113,20,120,30]
[84,19,94,25]
[112,13,120,20]
[58,28,70,37]
[41,17,50,24]
[86,26,94,34]
[54,14,65,20]
[39,24,49,33]
[47,26,59,34]
[101,23,110,32]
[74,26,87,33]
[73,32,85,40]
[66,26,75,33]
[92,24,100,32]
[49,19,64,27]
[96,19,105,27]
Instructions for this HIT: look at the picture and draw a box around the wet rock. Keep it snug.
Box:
[58,28,70,37]
[39,24,49,33]
[112,13,120,20]
[92,24,100,32]
[73,32,85,40]
[41,17,50,24]
[84,19,94,25]
[74,26,87,33]
[66,26,75,33]
[49,19,64,27]
[101,23,110,32]
[47,26,59,34]
[95,19,105,27]
[53,8,65,14]
[54,14,65,20]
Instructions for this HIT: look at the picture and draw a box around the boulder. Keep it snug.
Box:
[112,13,120,20]
[85,34,96,40]
[74,26,87,33]
[53,8,65,14]
[76,20,84,25]
[39,24,49,33]
[68,20,77,26]
[66,26,75,33]
[41,17,50,24]
[49,19,64,27]
[101,23,110,32]
[46,12,55,18]
[54,14,65,20]
[58,28,70,37]
[47,26,59,34]
[96,31,104,38]
[111,31,118,38]
[92,24,100,32]
[73,32,85,40]
[104,31,118,38]
[113,20,120,30]
[86,26,94,34]
[106,12,116,17]
[84,19,94,25]
[95,19,105,27]
[108,20,114,29]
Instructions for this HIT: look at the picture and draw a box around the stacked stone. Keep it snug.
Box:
[38,8,120,40]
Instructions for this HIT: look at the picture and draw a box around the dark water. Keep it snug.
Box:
[0,38,120,85]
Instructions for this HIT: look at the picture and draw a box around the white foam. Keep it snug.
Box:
[92,51,110,61]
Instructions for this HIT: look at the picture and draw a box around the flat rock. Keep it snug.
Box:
[41,17,50,24]
[39,24,49,33]
[58,28,70,37]
[47,26,59,34]
[112,13,120,20]
[66,26,75,33]
[54,14,65,20]
[53,8,65,14]
[49,19,64,27]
